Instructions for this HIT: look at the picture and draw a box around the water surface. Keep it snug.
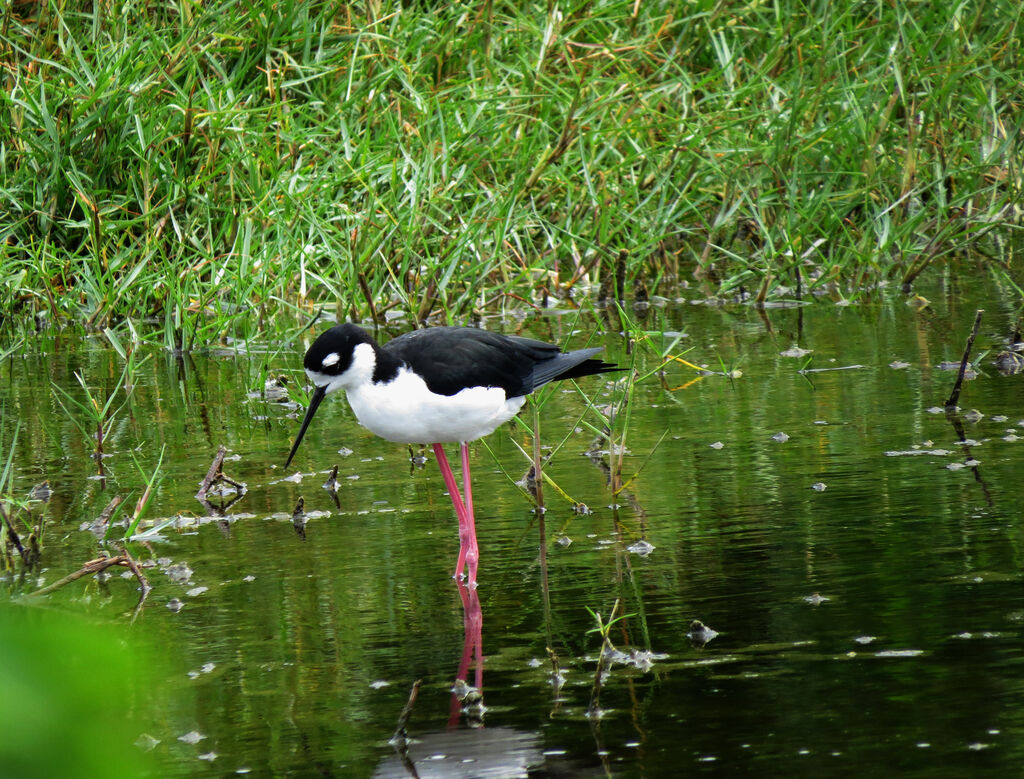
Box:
[3,280,1023,776]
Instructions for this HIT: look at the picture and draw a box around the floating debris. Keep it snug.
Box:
[627,540,655,557]
[178,730,206,744]
[369,680,391,689]
[963,409,985,423]
[134,734,160,751]
[771,432,790,443]
[556,536,573,547]
[186,586,208,597]
[875,649,924,658]
[164,562,194,584]
[687,620,719,647]
[888,361,911,370]
[198,752,218,762]
[797,364,866,374]
[188,662,217,679]
[994,350,1024,376]
[884,449,952,457]
[937,361,976,378]
[602,646,667,672]
[709,441,725,449]
[804,593,830,606]
[952,631,1001,640]
[811,482,827,492]
[907,294,930,310]
[780,346,812,358]
[262,376,290,402]
[853,636,877,645]
[28,481,51,502]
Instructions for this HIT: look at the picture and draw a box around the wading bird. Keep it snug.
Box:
[284,323,618,587]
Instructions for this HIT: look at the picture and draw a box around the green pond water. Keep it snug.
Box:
[3,279,1024,777]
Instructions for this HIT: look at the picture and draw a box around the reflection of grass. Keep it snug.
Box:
[51,363,136,466]
[0,608,158,778]
[0,416,40,569]
[2,2,1019,342]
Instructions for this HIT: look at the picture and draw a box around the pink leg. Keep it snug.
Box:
[432,444,473,582]
[460,442,479,588]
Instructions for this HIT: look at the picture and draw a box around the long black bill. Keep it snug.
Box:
[285,385,327,467]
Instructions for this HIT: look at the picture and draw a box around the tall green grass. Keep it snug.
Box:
[2,0,1021,344]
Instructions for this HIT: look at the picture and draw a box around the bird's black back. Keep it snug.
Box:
[380,326,617,398]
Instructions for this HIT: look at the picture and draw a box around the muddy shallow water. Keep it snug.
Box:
[4,279,1024,776]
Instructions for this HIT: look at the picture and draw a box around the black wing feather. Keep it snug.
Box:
[382,327,617,397]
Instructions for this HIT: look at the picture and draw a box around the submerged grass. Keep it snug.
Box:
[1,0,1022,344]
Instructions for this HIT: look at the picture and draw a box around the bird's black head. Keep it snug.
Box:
[285,323,374,468]
[302,323,373,377]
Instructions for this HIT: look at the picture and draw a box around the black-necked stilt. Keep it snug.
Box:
[284,323,618,586]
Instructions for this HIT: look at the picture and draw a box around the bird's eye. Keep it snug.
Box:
[321,352,340,368]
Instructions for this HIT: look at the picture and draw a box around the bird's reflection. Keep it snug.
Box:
[377,582,546,778]
[449,579,484,727]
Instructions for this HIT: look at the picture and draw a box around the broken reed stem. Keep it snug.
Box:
[27,549,151,598]
[324,465,339,490]
[195,445,245,507]
[0,502,28,562]
[392,679,422,744]
[945,309,984,410]
[27,555,129,597]
[120,547,151,596]
[196,445,228,500]
[291,496,307,540]
[546,646,562,687]
[95,495,123,532]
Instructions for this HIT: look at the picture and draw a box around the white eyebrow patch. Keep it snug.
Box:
[321,352,340,368]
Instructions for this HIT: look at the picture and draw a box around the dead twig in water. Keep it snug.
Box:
[323,465,339,491]
[89,495,124,535]
[546,645,565,713]
[291,497,306,540]
[120,547,151,597]
[26,555,129,597]
[945,309,983,410]
[0,502,28,563]
[391,678,422,747]
[195,445,246,507]
[25,543,151,600]
[197,445,228,497]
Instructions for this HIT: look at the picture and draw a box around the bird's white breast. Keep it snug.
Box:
[346,367,526,444]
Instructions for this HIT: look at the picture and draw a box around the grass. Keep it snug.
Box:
[1,0,1022,346]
